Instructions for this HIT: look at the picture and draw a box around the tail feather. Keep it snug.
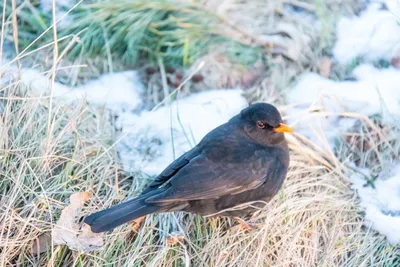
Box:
[85,195,164,233]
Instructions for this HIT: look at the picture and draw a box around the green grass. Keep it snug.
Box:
[62,0,265,69]
[0,0,50,50]
[3,0,261,70]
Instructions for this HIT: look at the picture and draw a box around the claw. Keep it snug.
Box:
[131,216,145,233]
[233,217,252,231]
[167,232,184,246]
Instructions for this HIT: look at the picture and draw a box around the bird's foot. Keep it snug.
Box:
[131,216,145,233]
[233,217,253,231]
[167,232,184,246]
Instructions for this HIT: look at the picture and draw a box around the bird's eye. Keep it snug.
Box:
[257,121,265,129]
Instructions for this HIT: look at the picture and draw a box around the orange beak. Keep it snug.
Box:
[273,123,293,133]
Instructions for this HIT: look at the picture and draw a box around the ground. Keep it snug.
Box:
[0,0,400,266]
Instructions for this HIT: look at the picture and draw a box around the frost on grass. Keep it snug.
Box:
[40,0,72,12]
[287,63,400,243]
[40,0,73,27]
[333,2,400,64]
[52,192,103,252]
[350,166,400,245]
[117,89,248,176]
[286,64,400,148]
[17,69,143,113]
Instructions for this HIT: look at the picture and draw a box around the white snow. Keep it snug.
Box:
[116,89,248,176]
[14,68,248,178]
[290,0,400,243]
[286,64,400,148]
[72,71,143,112]
[350,166,400,245]
[16,69,143,113]
[333,2,400,64]
[17,69,71,96]
[8,0,400,246]
[383,0,400,15]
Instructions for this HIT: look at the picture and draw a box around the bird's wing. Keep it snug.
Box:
[140,147,200,195]
[145,149,276,203]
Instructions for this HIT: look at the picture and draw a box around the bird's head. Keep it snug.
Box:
[236,103,293,146]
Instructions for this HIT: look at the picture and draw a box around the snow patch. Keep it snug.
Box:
[117,90,248,176]
[333,2,400,64]
[74,71,143,113]
[382,0,400,15]
[350,165,400,244]
[286,64,400,147]
[14,68,248,178]
[17,69,143,113]
[18,69,71,96]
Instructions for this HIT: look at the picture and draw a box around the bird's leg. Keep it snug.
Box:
[131,216,145,232]
[233,217,252,231]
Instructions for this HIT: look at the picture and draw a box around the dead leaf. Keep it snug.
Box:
[318,56,332,78]
[31,233,51,255]
[52,192,103,252]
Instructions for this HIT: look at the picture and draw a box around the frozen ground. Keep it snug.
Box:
[11,0,400,248]
[11,68,144,113]
[286,64,400,148]
[10,68,248,176]
[287,0,400,245]
[116,89,248,175]
[350,165,400,244]
[333,1,400,64]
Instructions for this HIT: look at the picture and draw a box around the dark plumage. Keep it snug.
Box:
[85,103,292,233]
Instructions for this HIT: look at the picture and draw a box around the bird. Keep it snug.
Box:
[84,102,292,233]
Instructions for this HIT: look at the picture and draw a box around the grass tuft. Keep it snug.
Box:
[61,0,251,68]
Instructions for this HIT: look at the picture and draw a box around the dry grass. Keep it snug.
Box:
[0,74,400,266]
[1,0,400,266]
[1,78,399,266]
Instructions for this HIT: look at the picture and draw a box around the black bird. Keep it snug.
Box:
[85,103,292,233]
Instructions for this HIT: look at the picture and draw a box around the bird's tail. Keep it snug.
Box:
[84,192,168,233]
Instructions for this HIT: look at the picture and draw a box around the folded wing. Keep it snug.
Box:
[146,149,274,203]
